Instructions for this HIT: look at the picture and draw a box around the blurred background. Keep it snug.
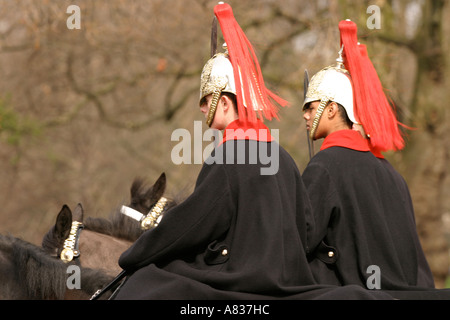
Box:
[0,0,449,287]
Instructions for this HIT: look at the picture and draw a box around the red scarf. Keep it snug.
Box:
[369,146,385,159]
[320,129,370,152]
[220,119,273,145]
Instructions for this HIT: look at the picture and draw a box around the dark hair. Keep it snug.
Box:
[336,102,353,128]
[326,101,352,128]
[199,92,238,112]
[199,92,238,114]
[220,92,238,113]
[306,100,353,129]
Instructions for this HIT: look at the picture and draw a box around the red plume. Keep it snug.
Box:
[214,3,288,123]
[339,20,405,152]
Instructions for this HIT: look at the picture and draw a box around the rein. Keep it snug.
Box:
[60,221,84,263]
[120,196,168,230]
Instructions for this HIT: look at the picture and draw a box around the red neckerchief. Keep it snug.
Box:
[220,119,273,145]
[320,129,370,152]
[369,145,385,159]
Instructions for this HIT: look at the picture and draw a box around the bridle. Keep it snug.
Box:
[60,221,84,264]
[58,197,168,265]
[120,196,168,230]
[90,196,169,300]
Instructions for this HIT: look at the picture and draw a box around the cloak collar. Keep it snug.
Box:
[370,146,385,159]
[221,119,274,145]
[320,129,370,152]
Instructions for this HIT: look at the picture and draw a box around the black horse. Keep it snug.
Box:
[0,234,114,299]
[41,173,179,276]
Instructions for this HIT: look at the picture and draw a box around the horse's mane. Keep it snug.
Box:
[83,213,142,242]
[6,234,68,299]
[1,234,113,299]
[83,178,181,242]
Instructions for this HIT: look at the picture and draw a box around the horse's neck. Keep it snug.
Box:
[0,249,26,299]
[78,230,133,277]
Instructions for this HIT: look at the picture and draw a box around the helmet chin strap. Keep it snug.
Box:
[309,97,331,140]
[205,79,227,127]
[206,105,216,127]
[206,91,221,127]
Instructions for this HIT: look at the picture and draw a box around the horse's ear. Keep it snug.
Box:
[149,172,166,201]
[72,203,84,222]
[55,205,72,240]
[130,178,144,199]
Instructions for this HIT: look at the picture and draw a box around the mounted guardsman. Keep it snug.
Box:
[106,3,393,300]
[301,19,445,298]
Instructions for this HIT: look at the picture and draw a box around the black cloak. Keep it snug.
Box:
[302,130,450,299]
[113,121,390,300]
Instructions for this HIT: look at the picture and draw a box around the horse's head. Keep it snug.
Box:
[42,203,131,276]
[122,172,179,230]
[129,172,166,214]
[42,203,84,259]
[1,234,114,299]
[41,172,177,277]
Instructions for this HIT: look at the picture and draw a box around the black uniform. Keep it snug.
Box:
[303,129,450,299]
[113,121,391,300]
[377,157,435,288]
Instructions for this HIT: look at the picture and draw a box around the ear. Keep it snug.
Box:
[130,177,145,200]
[72,203,84,222]
[147,172,166,204]
[327,102,339,118]
[54,205,72,241]
[220,95,233,112]
[220,95,228,111]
